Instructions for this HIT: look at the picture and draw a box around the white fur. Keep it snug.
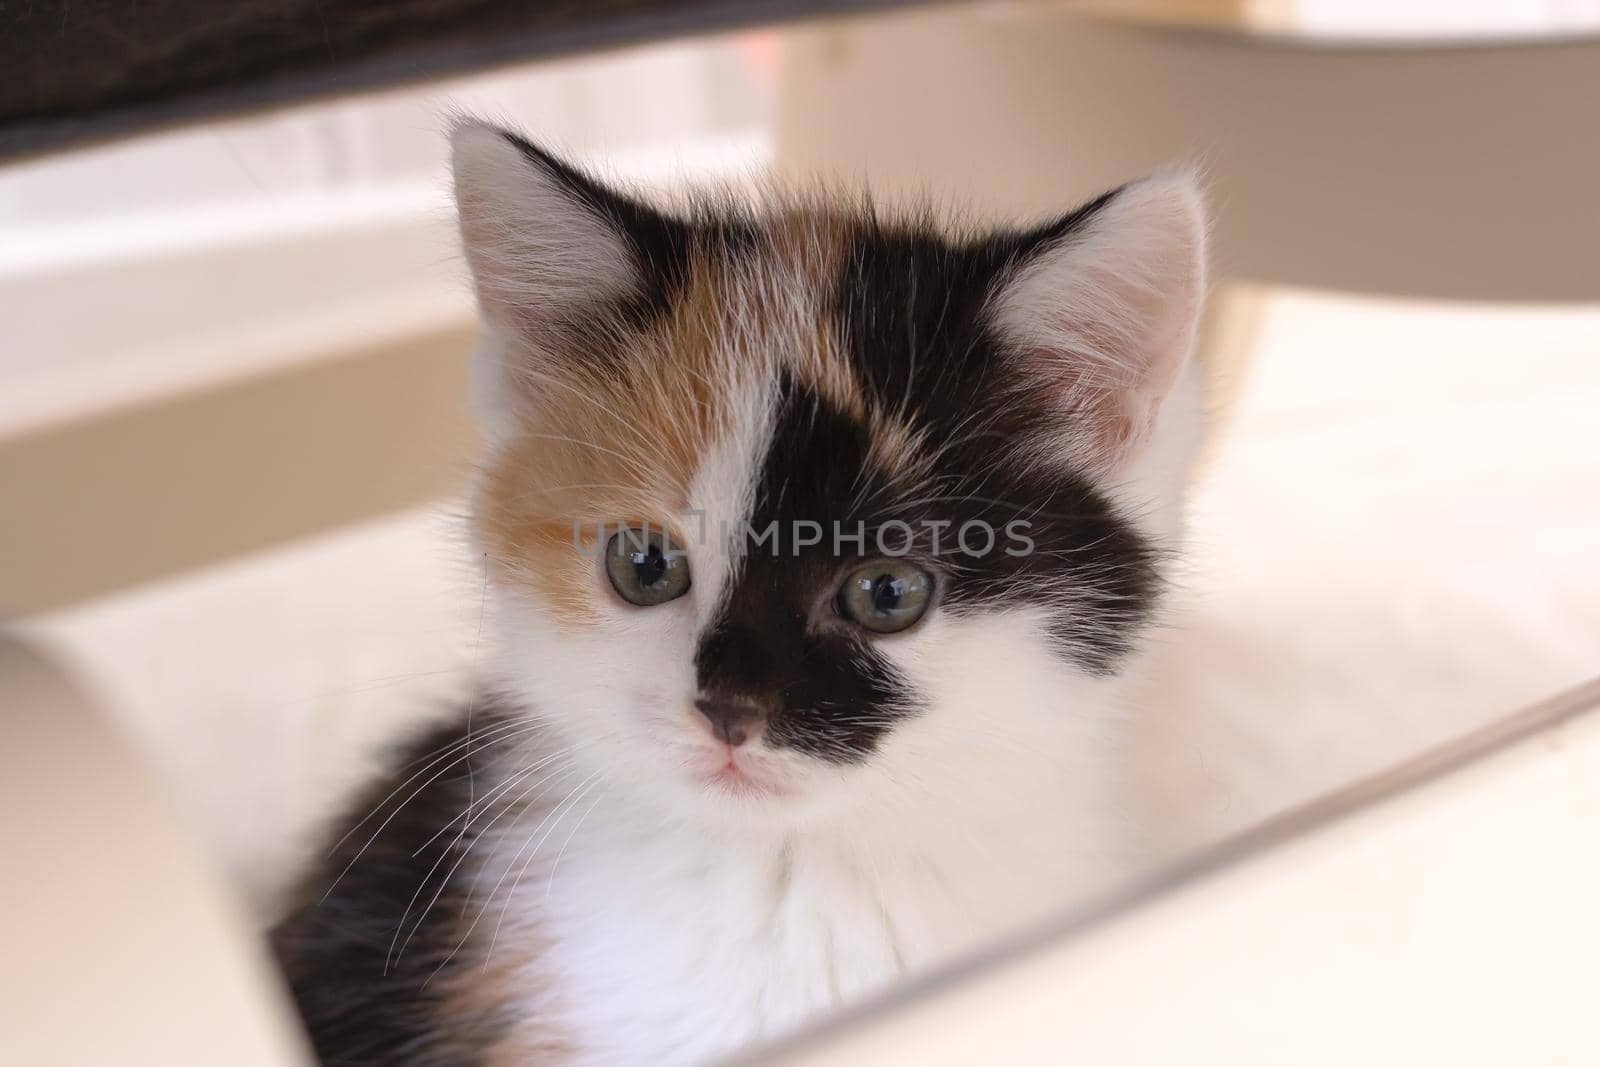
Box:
[453,130,1207,1064]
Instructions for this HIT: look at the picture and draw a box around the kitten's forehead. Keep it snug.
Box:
[666,212,951,492]
[674,211,865,417]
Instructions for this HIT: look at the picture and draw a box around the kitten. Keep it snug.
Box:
[272,120,1207,1066]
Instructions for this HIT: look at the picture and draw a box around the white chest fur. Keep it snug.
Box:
[491,778,1122,1067]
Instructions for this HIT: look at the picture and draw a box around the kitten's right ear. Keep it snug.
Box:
[450,120,643,346]
[988,172,1208,475]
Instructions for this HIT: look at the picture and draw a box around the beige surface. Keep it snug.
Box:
[0,635,311,1066]
[1132,287,1600,850]
[750,676,1600,1066]
[0,306,479,617]
[19,506,481,915]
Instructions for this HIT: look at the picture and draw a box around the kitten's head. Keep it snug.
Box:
[453,122,1206,830]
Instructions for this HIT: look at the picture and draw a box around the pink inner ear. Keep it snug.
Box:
[1074,340,1190,471]
[1018,340,1146,472]
[990,173,1207,473]
[1020,295,1168,466]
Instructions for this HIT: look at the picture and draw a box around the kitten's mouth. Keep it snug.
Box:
[699,748,788,799]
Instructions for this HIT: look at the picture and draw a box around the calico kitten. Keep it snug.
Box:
[273,120,1207,1066]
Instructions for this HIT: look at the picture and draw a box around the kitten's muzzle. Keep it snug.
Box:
[693,694,768,747]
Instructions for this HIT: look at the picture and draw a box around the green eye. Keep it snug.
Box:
[605,526,691,607]
[836,561,934,634]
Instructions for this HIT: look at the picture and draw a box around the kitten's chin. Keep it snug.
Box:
[696,752,791,802]
[699,767,790,805]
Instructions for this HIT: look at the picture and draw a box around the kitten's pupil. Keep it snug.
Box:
[634,545,669,588]
[871,575,903,614]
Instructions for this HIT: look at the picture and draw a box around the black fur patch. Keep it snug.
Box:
[695,198,1159,765]
[272,707,519,1066]
[694,376,906,764]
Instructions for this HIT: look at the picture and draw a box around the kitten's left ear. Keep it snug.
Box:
[451,119,689,439]
[452,121,642,338]
[989,172,1208,473]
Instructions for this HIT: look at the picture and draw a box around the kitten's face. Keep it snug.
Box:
[454,125,1206,828]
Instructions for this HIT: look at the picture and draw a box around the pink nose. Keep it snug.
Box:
[693,696,764,747]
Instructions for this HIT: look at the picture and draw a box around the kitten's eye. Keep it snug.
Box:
[836,561,934,634]
[605,526,691,607]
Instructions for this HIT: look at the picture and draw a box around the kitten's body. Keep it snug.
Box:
[502,702,1116,1062]
[275,123,1207,1065]
[277,671,1126,1066]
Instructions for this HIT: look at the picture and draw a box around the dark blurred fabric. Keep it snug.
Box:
[0,0,916,159]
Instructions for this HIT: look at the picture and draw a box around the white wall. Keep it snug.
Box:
[0,33,777,430]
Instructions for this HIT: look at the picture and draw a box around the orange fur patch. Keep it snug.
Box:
[475,234,759,628]
[474,207,932,627]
